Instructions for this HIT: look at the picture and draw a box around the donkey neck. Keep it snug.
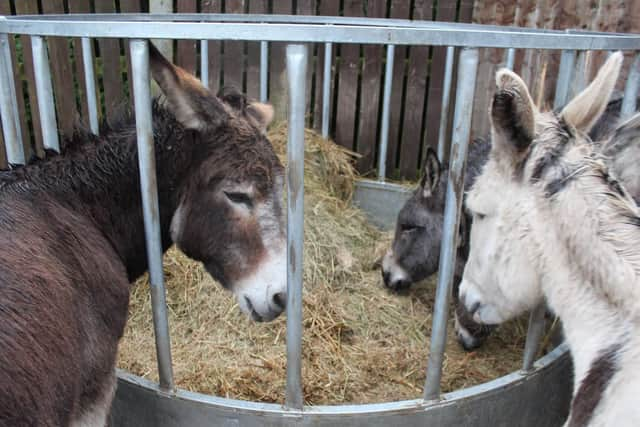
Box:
[1,104,197,281]
[535,217,628,390]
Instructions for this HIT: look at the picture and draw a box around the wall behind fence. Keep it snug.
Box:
[0,0,637,179]
[471,0,640,139]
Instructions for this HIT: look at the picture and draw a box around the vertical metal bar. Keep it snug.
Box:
[424,47,479,401]
[129,39,174,392]
[554,49,576,110]
[321,42,332,139]
[260,41,268,103]
[621,52,640,119]
[437,46,455,162]
[31,36,60,152]
[285,43,307,410]
[522,303,547,372]
[571,50,587,100]
[200,39,209,89]
[0,33,24,165]
[0,33,22,147]
[505,47,516,71]
[81,37,99,134]
[378,44,395,181]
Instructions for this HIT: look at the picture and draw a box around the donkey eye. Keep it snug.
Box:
[224,191,253,208]
[475,213,486,220]
[400,224,423,233]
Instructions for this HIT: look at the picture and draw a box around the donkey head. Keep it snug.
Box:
[382,148,449,291]
[149,44,286,322]
[459,52,624,325]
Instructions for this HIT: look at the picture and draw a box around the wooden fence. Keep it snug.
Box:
[0,0,637,179]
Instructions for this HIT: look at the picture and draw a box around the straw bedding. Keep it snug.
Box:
[117,124,548,405]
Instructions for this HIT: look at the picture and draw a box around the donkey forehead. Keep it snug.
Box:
[399,196,438,223]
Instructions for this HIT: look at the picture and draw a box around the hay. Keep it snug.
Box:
[117,124,541,405]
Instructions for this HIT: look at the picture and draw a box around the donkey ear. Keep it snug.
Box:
[561,51,623,134]
[247,102,275,132]
[490,69,537,159]
[148,41,228,130]
[420,148,441,198]
[217,85,247,111]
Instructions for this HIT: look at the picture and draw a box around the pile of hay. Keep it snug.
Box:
[118,124,544,405]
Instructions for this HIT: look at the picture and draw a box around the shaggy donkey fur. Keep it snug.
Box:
[460,52,640,426]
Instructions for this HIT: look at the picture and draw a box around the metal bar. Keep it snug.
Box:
[200,39,209,89]
[553,50,576,110]
[571,50,587,100]
[285,43,307,410]
[0,33,22,147]
[31,35,60,152]
[378,44,395,181]
[505,47,516,70]
[621,52,640,119]
[522,303,547,372]
[0,33,24,165]
[5,18,640,50]
[260,41,268,103]
[129,39,174,392]
[321,42,332,139]
[81,37,99,134]
[437,46,455,161]
[424,47,480,401]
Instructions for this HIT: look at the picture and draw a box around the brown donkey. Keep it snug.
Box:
[0,43,286,426]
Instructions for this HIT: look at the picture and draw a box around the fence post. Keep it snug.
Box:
[81,37,99,134]
[260,41,269,103]
[424,47,479,401]
[378,45,395,181]
[200,40,209,89]
[31,36,60,153]
[0,32,24,165]
[437,46,455,162]
[554,50,576,110]
[285,43,307,411]
[621,52,640,120]
[130,39,175,392]
[321,42,332,139]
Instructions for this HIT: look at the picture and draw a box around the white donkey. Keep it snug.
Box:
[459,51,640,427]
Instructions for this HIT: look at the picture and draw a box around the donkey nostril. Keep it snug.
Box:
[272,292,286,310]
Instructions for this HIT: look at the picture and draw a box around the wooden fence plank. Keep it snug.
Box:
[312,0,340,131]
[223,0,246,91]
[384,0,411,177]
[94,0,125,117]
[397,0,434,179]
[269,0,293,122]
[68,0,92,125]
[119,0,142,101]
[14,0,43,157]
[246,0,268,100]
[470,0,516,138]
[175,0,198,75]
[423,0,458,162]
[0,1,31,160]
[202,0,222,92]
[41,0,77,139]
[355,0,385,174]
[458,0,475,22]
[334,0,364,151]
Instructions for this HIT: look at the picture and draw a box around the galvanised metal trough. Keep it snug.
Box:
[0,13,639,427]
